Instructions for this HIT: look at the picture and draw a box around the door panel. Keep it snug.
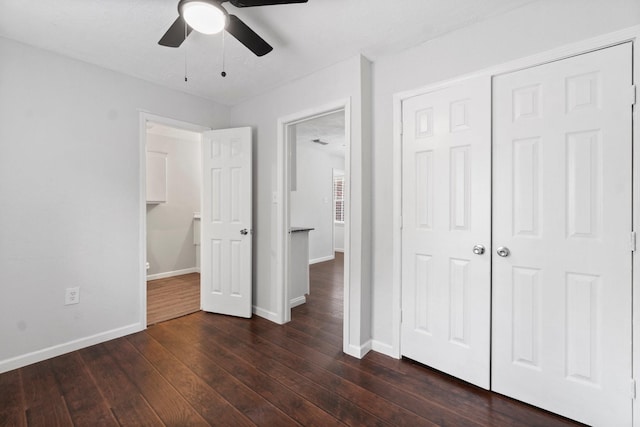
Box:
[401,76,491,389]
[492,43,633,426]
[201,127,252,318]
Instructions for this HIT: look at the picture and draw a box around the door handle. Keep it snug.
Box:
[496,246,510,257]
[473,244,485,255]
[240,229,249,235]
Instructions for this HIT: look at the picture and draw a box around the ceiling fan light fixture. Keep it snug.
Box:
[180,0,227,35]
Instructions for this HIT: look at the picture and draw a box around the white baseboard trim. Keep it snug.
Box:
[147,267,199,281]
[253,305,282,324]
[334,248,344,253]
[345,339,372,359]
[309,255,335,265]
[0,322,143,374]
[290,296,306,308]
[371,340,399,359]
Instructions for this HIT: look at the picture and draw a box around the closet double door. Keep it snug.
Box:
[400,43,633,426]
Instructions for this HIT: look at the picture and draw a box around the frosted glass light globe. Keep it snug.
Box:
[181,1,226,35]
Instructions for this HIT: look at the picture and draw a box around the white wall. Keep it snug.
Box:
[370,0,640,350]
[146,129,201,277]
[290,135,345,263]
[229,55,372,354]
[0,37,229,372]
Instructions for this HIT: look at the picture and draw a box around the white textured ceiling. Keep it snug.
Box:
[294,110,345,156]
[0,0,534,106]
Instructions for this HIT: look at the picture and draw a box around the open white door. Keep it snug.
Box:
[401,76,491,389]
[201,127,252,318]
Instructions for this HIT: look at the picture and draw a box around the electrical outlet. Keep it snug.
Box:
[146,262,150,270]
[65,287,80,305]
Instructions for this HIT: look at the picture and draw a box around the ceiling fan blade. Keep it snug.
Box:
[158,16,193,48]
[229,0,308,7]
[226,14,273,57]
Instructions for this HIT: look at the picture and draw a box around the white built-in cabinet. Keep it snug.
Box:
[400,43,633,427]
[146,151,167,204]
[289,228,313,308]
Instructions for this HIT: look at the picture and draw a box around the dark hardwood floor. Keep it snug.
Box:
[1,253,583,426]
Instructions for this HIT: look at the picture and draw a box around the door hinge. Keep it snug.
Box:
[631,379,636,399]
[632,85,637,106]
[400,310,403,324]
[399,120,404,135]
[631,231,637,252]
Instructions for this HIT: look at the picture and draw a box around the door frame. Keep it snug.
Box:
[392,25,640,423]
[275,99,353,346]
[138,112,211,328]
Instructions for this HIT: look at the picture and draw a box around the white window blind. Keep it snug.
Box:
[333,175,344,223]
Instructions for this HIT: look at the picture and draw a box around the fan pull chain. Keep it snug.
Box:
[221,30,227,77]
[184,20,188,82]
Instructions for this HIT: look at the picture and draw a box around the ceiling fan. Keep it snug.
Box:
[159,0,308,57]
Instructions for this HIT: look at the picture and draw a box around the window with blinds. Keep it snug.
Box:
[333,175,344,223]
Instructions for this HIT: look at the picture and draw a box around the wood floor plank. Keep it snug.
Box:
[220,315,487,426]
[191,313,438,427]
[252,314,581,427]
[145,323,299,427]
[24,398,73,427]
[102,338,209,426]
[0,411,26,427]
[147,273,200,325]
[350,353,583,427]
[48,353,118,427]
[125,332,255,427]
[0,369,26,427]
[20,361,74,427]
[152,319,347,427]
[176,315,394,427]
[20,360,62,409]
[78,343,164,427]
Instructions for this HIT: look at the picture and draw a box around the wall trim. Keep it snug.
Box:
[346,339,372,359]
[391,24,640,424]
[290,296,306,308]
[147,267,199,281]
[371,340,397,359]
[0,323,143,374]
[309,255,335,265]
[253,305,283,324]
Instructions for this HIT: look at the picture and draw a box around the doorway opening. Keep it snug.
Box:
[277,101,351,337]
[287,111,347,323]
[139,113,210,327]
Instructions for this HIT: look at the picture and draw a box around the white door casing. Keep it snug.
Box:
[201,127,253,318]
[401,76,492,389]
[492,43,633,426]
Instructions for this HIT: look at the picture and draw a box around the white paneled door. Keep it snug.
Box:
[401,76,492,389]
[492,43,633,426]
[201,127,253,318]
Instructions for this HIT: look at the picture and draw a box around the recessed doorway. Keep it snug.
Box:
[143,119,204,326]
[287,111,346,324]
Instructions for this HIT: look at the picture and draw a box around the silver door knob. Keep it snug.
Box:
[496,246,510,257]
[240,229,249,235]
[473,245,485,255]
